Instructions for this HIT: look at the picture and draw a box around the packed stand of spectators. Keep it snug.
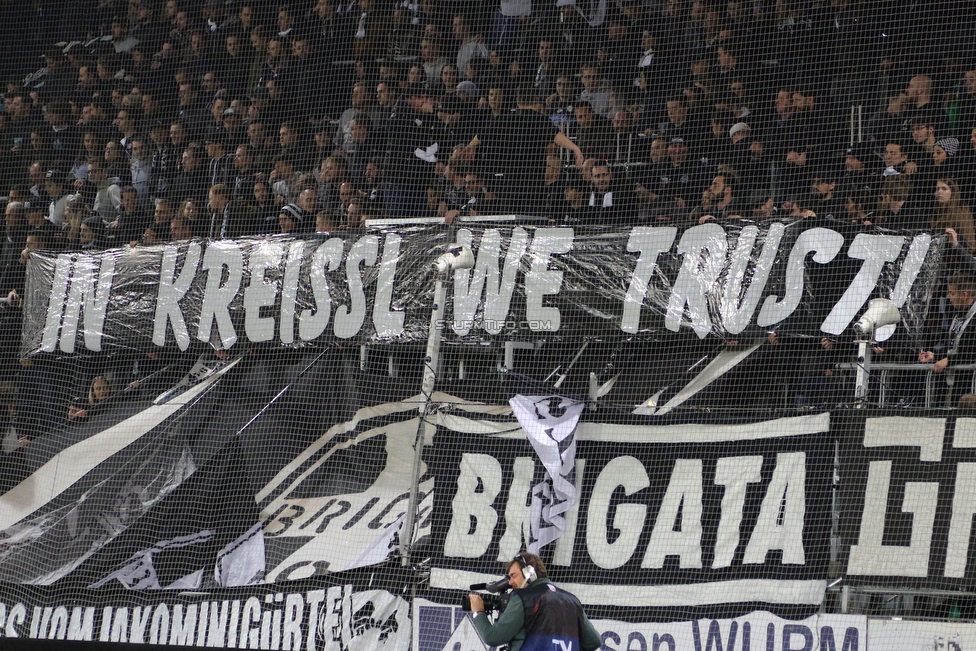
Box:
[0,0,975,434]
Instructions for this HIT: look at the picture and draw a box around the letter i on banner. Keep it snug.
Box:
[509,395,584,553]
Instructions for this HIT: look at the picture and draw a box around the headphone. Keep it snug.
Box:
[514,554,537,583]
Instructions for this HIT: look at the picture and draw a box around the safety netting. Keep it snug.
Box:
[1,1,976,649]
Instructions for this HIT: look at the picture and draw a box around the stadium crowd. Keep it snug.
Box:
[1,0,976,441]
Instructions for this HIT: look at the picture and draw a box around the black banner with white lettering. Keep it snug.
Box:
[21,221,943,356]
[0,571,413,648]
[427,408,834,620]
[0,351,432,590]
[837,411,976,587]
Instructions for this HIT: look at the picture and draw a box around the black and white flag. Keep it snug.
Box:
[509,395,583,553]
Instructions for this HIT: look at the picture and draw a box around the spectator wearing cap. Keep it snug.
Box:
[278,203,305,235]
[805,170,846,219]
[247,181,278,234]
[45,170,75,227]
[80,216,109,251]
[205,134,233,188]
[656,137,712,211]
[933,138,959,172]
[837,145,881,201]
[220,107,247,150]
[456,81,480,103]
[24,201,52,233]
[727,121,769,200]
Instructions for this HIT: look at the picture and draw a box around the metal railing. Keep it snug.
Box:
[835,362,976,407]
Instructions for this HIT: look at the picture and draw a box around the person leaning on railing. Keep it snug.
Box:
[918,271,976,404]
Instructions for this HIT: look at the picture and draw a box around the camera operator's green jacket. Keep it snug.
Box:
[471,578,602,651]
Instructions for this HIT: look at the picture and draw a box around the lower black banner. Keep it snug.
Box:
[427,405,834,620]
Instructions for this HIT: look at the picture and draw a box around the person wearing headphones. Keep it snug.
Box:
[468,552,602,651]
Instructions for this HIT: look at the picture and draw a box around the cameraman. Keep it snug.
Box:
[468,553,601,651]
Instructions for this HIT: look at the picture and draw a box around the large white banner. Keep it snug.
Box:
[868,619,976,651]
[414,600,866,651]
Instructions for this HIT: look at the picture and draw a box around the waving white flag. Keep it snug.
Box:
[509,395,584,553]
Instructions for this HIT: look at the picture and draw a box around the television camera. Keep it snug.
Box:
[460,576,511,614]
